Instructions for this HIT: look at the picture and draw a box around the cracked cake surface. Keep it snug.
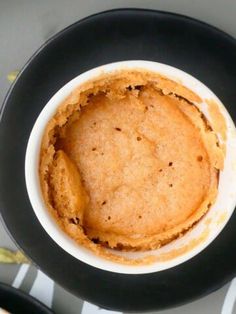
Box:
[39,69,224,263]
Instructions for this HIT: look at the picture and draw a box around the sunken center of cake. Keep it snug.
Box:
[59,86,210,238]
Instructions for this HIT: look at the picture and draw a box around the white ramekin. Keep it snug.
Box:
[25,61,236,274]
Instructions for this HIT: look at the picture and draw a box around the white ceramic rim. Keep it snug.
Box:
[25,60,236,274]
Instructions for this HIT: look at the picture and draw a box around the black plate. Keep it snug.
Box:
[0,283,53,313]
[0,9,236,312]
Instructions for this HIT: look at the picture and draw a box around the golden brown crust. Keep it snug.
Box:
[39,69,224,264]
[49,150,88,222]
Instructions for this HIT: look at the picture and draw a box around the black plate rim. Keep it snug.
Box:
[0,8,236,312]
[0,282,53,313]
[1,7,236,119]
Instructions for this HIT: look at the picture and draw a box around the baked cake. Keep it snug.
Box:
[39,70,223,262]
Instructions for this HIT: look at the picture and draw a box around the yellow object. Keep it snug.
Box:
[7,70,19,82]
[0,247,30,264]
